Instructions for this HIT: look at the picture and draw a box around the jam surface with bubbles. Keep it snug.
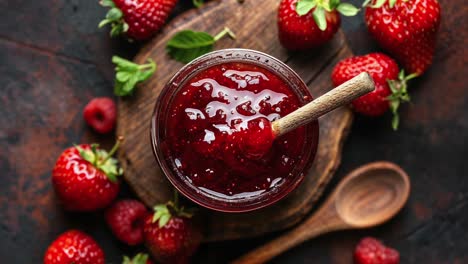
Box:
[164,62,309,200]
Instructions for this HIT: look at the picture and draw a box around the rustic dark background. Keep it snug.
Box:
[0,0,466,263]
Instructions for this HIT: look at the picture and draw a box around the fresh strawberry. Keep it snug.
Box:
[278,0,359,50]
[44,230,105,264]
[143,193,201,264]
[331,53,417,129]
[52,138,123,211]
[354,237,400,264]
[99,0,178,41]
[83,97,117,134]
[365,0,441,75]
[106,199,149,245]
[123,253,154,264]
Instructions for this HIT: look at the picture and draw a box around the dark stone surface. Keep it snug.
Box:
[0,0,466,263]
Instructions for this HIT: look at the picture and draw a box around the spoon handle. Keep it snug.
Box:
[272,72,374,137]
[231,202,346,264]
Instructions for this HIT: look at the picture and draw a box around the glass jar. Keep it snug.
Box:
[151,49,319,212]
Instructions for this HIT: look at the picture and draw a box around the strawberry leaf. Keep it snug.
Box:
[313,6,327,31]
[152,204,172,227]
[328,0,340,10]
[98,0,128,37]
[368,0,386,8]
[193,0,204,8]
[167,28,235,63]
[123,253,150,264]
[336,3,360,16]
[296,0,317,16]
[386,70,417,130]
[112,56,156,97]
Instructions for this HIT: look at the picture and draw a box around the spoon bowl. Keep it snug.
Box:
[335,162,410,228]
[232,161,410,264]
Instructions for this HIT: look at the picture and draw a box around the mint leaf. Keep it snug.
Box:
[389,0,397,8]
[313,7,327,31]
[336,3,360,16]
[296,0,316,16]
[167,28,235,63]
[193,0,204,8]
[112,56,156,96]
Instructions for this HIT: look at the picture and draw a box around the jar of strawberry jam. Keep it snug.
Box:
[151,49,318,212]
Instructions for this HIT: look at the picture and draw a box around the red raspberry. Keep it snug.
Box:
[83,97,117,134]
[105,199,149,245]
[354,237,400,264]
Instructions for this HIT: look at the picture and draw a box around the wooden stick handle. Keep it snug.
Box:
[231,202,346,264]
[272,72,375,137]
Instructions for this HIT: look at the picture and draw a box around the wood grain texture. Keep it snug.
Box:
[116,0,354,241]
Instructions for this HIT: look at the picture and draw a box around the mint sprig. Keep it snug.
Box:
[295,0,359,31]
[112,56,156,97]
[166,27,236,63]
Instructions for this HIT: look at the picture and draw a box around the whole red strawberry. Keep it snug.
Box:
[52,138,123,211]
[123,253,154,264]
[44,230,105,264]
[83,97,117,134]
[143,194,202,264]
[331,53,417,129]
[365,0,441,75]
[354,237,400,264]
[99,0,178,40]
[278,0,359,50]
[106,199,149,245]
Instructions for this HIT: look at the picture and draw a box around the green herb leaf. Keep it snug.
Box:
[166,28,235,63]
[159,214,170,228]
[99,0,115,8]
[123,253,149,264]
[112,56,156,96]
[152,204,172,227]
[336,3,360,16]
[296,0,316,16]
[166,30,215,63]
[389,0,397,8]
[193,0,204,8]
[98,0,128,37]
[369,0,386,8]
[313,6,327,31]
[328,0,340,10]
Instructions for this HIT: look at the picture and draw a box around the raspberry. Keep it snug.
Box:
[105,199,149,246]
[354,237,400,264]
[83,97,117,134]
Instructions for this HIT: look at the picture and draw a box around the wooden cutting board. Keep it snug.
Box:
[116,0,354,242]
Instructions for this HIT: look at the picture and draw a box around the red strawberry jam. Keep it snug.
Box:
[163,62,309,200]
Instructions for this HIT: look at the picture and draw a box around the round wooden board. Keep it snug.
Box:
[116,0,354,242]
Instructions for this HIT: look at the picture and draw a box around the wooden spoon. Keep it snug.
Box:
[232,161,410,264]
[272,72,375,137]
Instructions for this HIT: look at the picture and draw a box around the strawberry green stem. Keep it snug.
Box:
[99,136,124,166]
[173,189,180,209]
[213,27,236,42]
